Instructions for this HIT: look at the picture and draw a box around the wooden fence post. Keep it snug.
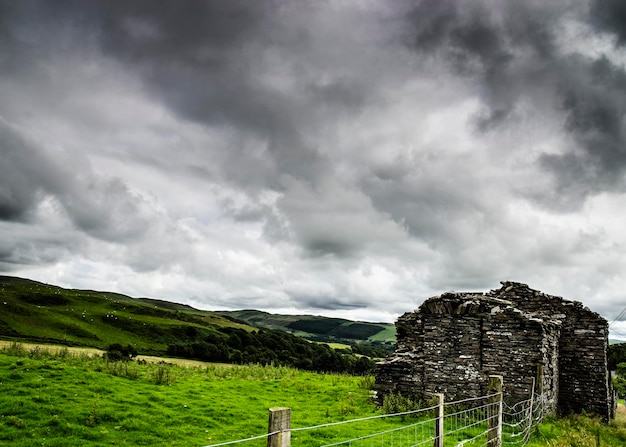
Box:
[433,393,444,447]
[487,375,503,447]
[268,407,291,447]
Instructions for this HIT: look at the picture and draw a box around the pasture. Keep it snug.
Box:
[0,343,379,446]
[2,342,626,446]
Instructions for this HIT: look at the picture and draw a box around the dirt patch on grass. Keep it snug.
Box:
[0,340,104,356]
[136,354,230,368]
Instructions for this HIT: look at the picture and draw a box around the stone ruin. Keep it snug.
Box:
[375,281,615,420]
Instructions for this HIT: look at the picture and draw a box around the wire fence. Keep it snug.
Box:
[202,378,551,447]
[502,393,551,446]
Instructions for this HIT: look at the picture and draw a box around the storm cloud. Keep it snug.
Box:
[2,0,626,338]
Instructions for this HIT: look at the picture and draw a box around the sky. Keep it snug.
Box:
[2,0,626,338]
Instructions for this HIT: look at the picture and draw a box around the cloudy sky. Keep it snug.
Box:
[2,0,626,337]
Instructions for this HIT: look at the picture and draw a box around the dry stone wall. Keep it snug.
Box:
[375,281,612,420]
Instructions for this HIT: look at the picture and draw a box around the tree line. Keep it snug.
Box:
[610,343,626,397]
[165,326,376,374]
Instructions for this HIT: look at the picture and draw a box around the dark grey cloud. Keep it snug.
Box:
[98,0,275,129]
[403,0,626,210]
[409,0,515,73]
[93,0,341,192]
[0,118,153,244]
[293,295,366,311]
[534,54,626,210]
[362,175,484,249]
[0,226,76,270]
[591,0,626,44]
[0,0,332,192]
[0,0,100,79]
[0,119,61,222]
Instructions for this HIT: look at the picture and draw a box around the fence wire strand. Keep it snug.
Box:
[203,390,551,447]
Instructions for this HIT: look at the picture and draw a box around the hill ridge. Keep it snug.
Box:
[0,276,395,356]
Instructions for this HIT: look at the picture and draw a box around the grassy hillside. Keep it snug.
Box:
[216,309,396,349]
[0,276,394,369]
[0,276,254,354]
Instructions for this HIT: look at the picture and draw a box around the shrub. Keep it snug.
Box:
[105,343,138,362]
[58,346,70,359]
[4,341,26,356]
[85,395,100,427]
[380,392,425,421]
[152,362,175,385]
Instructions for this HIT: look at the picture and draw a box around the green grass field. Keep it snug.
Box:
[2,342,626,446]
[527,407,626,446]
[0,343,384,446]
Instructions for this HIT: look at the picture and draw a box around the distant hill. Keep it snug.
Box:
[0,275,253,354]
[215,309,396,349]
[0,276,396,359]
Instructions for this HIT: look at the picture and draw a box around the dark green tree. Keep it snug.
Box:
[613,362,626,398]
[608,343,626,370]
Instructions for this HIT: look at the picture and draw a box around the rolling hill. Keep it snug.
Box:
[0,275,253,354]
[216,309,396,348]
[0,276,396,359]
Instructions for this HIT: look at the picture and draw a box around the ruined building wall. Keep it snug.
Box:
[421,314,485,399]
[375,282,611,420]
[558,309,611,418]
[374,311,424,399]
[481,308,557,404]
[492,282,611,418]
